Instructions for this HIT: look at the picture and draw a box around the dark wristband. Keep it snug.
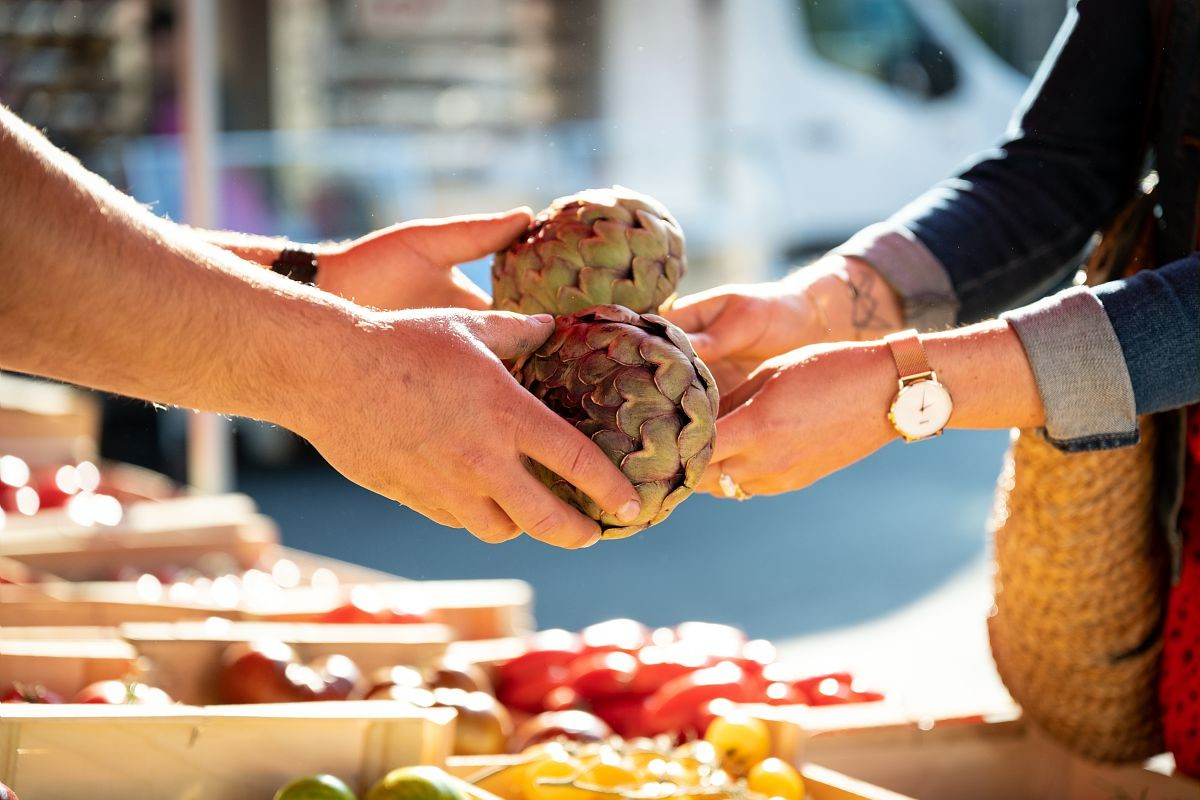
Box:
[271,247,319,285]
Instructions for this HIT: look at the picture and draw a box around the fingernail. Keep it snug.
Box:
[581,531,603,548]
[532,313,554,323]
[617,499,641,523]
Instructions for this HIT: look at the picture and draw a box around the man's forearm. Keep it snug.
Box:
[0,105,354,429]
[182,226,302,266]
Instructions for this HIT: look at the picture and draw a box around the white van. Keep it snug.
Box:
[600,0,1029,280]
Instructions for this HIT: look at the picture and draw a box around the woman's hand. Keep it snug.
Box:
[662,256,903,394]
[699,343,899,496]
[317,208,532,311]
[662,279,819,394]
[701,320,1044,498]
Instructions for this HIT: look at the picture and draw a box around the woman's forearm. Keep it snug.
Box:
[786,255,907,343]
[923,319,1045,431]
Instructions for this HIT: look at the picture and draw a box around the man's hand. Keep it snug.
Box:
[698,343,899,497]
[316,209,532,311]
[290,309,643,548]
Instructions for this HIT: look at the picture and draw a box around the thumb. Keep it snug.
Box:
[472,311,556,361]
[405,207,534,265]
[660,290,750,363]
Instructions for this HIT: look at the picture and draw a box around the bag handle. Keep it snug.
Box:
[1085,0,1173,285]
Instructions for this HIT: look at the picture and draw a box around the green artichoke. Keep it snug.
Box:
[492,187,685,316]
[511,305,719,539]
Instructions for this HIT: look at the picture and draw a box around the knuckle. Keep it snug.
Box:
[526,509,566,539]
[466,514,515,543]
[566,441,597,479]
[459,448,493,475]
[476,523,519,544]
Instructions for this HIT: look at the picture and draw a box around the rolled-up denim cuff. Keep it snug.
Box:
[833,223,960,331]
[1001,286,1139,452]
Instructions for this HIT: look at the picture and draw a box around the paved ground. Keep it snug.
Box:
[237,428,1012,643]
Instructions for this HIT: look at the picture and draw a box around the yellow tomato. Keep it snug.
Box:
[577,761,640,800]
[747,758,805,800]
[523,755,587,800]
[475,762,532,800]
[627,751,670,782]
[703,714,771,778]
[477,744,571,800]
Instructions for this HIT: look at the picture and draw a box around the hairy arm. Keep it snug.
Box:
[0,105,343,424]
[0,105,641,547]
[174,210,527,312]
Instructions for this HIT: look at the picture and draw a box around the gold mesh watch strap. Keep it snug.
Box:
[883,329,933,383]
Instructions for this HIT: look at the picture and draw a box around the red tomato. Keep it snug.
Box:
[761,681,811,705]
[496,629,582,687]
[508,710,613,752]
[801,676,888,705]
[380,608,431,624]
[218,640,321,704]
[497,670,570,714]
[580,618,650,654]
[0,485,39,515]
[310,654,362,701]
[1,682,63,704]
[642,661,753,736]
[318,601,381,624]
[628,644,709,694]
[674,622,746,659]
[72,680,172,705]
[567,651,638,700]
[589,695,653,739]
[806,675,884,706]
[728,639,777,677]
[543,684,583,711]
[790,671,854,698]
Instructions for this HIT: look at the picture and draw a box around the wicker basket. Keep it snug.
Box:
[987,419,1167,762]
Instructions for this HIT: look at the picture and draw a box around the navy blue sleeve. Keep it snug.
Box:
[891,0,1151,323]
[1094,254,1200,415]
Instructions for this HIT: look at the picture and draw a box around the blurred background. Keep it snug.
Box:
[0,0,1065,642]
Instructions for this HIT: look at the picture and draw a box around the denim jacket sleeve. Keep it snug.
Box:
[833,0,1200,452]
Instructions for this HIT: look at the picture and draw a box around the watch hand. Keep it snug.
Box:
[919,387,927,412]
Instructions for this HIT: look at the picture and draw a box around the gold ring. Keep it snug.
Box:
[719,472,750,501]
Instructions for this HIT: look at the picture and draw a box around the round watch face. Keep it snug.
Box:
[890,380,953,440]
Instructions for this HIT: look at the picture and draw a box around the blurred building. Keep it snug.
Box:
[0,0,1064,281]
[0,1,150,151]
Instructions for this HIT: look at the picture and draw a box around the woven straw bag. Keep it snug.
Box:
[988,418,1168,762]
[986,180,1167,761]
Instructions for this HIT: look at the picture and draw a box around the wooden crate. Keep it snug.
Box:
[0,634,139,699]
[249,579,536,640]
[0,375,98,466]
[757,704,1200,800]
[0,702,455,800]
[0,494,278,580]
[442,755,910,800]
[120,619,456,705]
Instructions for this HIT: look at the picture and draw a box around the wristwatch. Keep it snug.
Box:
[883,329,953,442]
[271,247,319,285]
